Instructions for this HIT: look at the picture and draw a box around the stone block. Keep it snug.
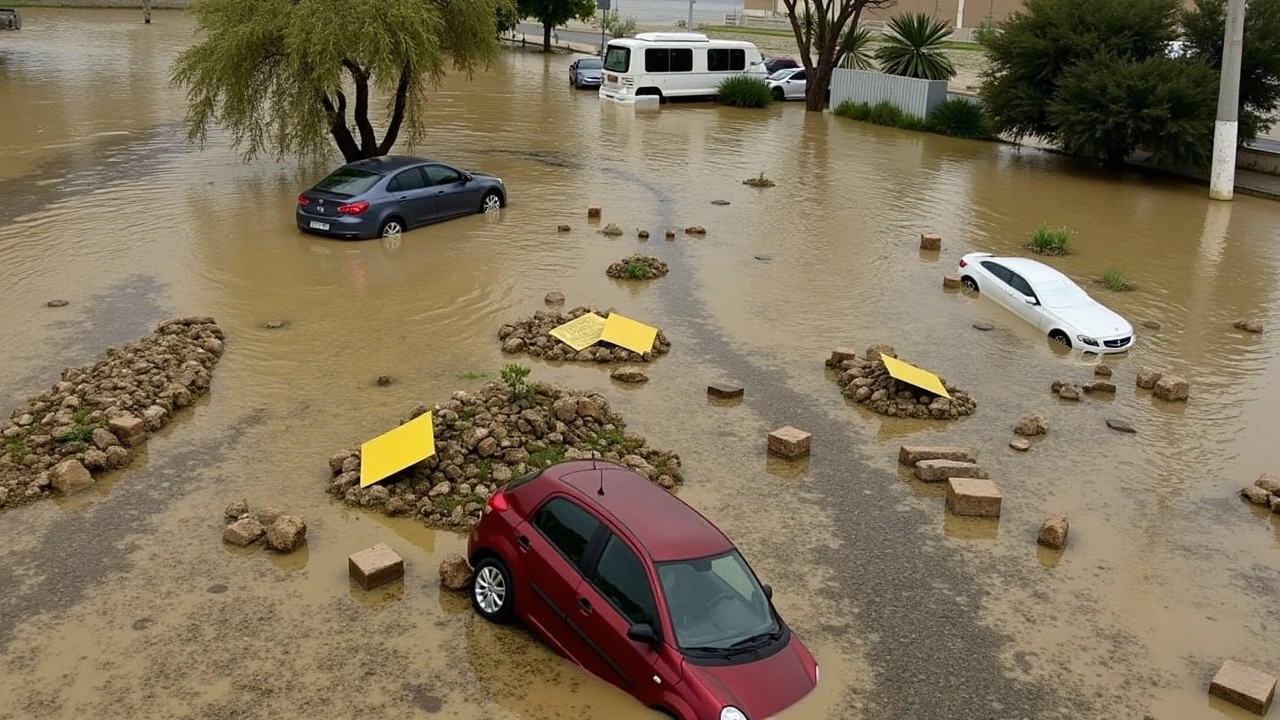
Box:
[223,518,264,546]
[914,459,986,483]
[587,205,601,218]
[50,459,94,495]
[1083,381,1116,395]
[829,347,858,367]
[898,446,977,467]
[942,275,962,289]
[707,383,744,399]
[108,414,146,447]
[946,478,1002,518]
[665,229,676,239]
[1094,363,1113,377]
[349,543,405,590]
[1037,514,1069,549]
[1136,367,1162,390]
[1153,374,1189,401]
[768,426,811,459]
[439,553,473,591]
[265,515,307,553]
[1210,660,1276,715]
[1009,437,1031,452]
[920,233,942,251]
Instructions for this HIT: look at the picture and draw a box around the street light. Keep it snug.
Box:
[1209,0,1247,200]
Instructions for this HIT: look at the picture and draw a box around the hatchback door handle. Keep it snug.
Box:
[398,195,408,200]
[578,598,593,614]
[434,191,444,196]
[517,535,530,550]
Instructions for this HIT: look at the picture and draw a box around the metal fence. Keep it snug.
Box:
[829,68,949,118]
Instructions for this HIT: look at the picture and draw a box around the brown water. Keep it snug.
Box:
[3,9,1280,720]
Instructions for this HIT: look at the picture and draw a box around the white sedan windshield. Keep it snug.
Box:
[657,551,778,651]
[767,69,794,81]
[1036,280,1092,308]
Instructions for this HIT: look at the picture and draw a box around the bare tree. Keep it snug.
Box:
[782,0,895,110]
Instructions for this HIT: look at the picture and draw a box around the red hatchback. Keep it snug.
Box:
[466,460,819,720]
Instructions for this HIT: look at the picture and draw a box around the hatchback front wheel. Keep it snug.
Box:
[481,191,502,214]
[472,556,514,623]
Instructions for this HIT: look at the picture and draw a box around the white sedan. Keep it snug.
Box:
[767,67,806,101]
[957,253,1135,352]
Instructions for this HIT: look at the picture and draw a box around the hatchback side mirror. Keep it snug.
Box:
[762,583,773,600]
[1023,296,1037,305]
[627,623,658,645]
[462,173,473,183]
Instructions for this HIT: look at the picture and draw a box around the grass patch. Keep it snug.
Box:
[717,75,773,108]
[527,443,566,470]
[1027,223,1072,255]
[623,261,653,280]
[4,437,28,460]
[703,25,798,38]
[477,459,492,484]
[60,425,97,444]
[1099,267,1136,292]
[585,428,643,455]
[924,99,994,139]
[834,99,925,131]
[72,408,91,425]
[455,370,491,381]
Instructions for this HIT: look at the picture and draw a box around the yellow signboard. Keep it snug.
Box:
[549,312,607,351]
[601,313,658,355]
[879,353,952,399]
[359,412,436,488]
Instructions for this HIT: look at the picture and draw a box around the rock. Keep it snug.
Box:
[1153,374,1189,401]
[328,450,353,474]
[552,397,579,423]
[438,553,472,591]
[606,255,668,280]
[366,485,390,505]
[638,229,650,239]
[1009,437,1031,451]
[1253,474,1280,495]
[600,222,623,236]
[1271,495,1280,512]
[665,229,676,239]
[477,437,500,457]
[1142,320,1162,330]
[707,382,744,399]
[1083,381,1116,394]
[46,299,70,308]
[223,518,265,546]
[50,459,94,495]
[1234,319,1264,334]
[1037,514,1069,549]
[428,481,451,497]
[557,224,571,232]
[972,322,994,331]
[108,414,146,447]
[767,426,811,460]
[545,291,565,305]
[1106,418,1137,434]
[1136,368,1162,389]
[684,226,707,236]
[104,445,129,468]
[914,459,987,483]
[920,233,942,251]
[1209,660,1276,715]
[827,348,858,367]
[256,506,284,526]
[142,405,167,430]
[1014,414,1048,437]
[610,367,648,384]
[501,336,527,354]
[376,375,393,387]
[263,320,286,329]
[898,446,977,466]
[942,275,962,289]
[1242,485,1272,505]
[83,448,108,470]
[0,487,7,506]
[946,478,1002,518]
[1057,384,1081,401]
[224,498,250,519]
[265,515,307,553]
[587,205,601,218]
[91,427,121,450]
[864,344,896,361]
[711,199,731,206]
[348,543,405,590]
[1095,363,1113,377]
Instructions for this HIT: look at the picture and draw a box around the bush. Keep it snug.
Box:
[1180,0,1280,143]
[500,363,533,401]
[876,12,957,80]
[1101,267,1133,291]
[602,11,637,39]
[1027,223,1072,255]
[925,99,994,139]
[717,75,773,108]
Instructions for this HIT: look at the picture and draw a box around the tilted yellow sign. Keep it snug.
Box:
[601,313,658,355]
[879,353,952,399]
[549,312,607,351]
[359,412,436,488]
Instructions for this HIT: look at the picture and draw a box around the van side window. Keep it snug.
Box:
[645,48,694,73]
[671,48,693,72]
[707,48,746,72]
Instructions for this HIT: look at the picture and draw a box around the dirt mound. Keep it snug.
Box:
[826,346,976,420]
[606,255,669,280]
[326,380,684,530]
[498,306,671,363]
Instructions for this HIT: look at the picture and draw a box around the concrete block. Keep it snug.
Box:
[768,426,811,459]
[942,275,962,289]
[1210,660,1276,715]
[50,459,94,495]
[829,347,858,367]
[707,383,744,399]
[349,543,405,590]
[1136,367,1162,389]
[1037,514,1069,549]
[587,205,601,218]
[899,446,977,467]
[946,477,1002,518]
[108,414,146,447]
[920,233,942,250]
[1153,374,1189,401]
[914,459,986,482]
[223,518,264,546]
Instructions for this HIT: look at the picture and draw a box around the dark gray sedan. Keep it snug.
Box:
[569,56,602,89]
[296,155,506,240]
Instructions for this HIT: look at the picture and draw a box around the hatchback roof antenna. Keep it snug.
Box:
[593,460,605,496]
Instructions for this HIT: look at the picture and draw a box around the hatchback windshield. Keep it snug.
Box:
[578,57,603,69]
[767,69,793,81]
[603,46,630,73]
[657,550,778,653]
[313,168,381,196]
[1035,279,1092,308]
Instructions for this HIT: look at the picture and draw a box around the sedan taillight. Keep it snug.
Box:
[297,195,309,206]
[958,258,968,267]
[337,201,369,215]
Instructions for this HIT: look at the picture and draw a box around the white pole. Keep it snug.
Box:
[956,0,964,29]
[1209,0,1247,200]
[687,0,694,29]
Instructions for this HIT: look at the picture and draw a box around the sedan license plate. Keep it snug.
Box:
[309,221,329,231]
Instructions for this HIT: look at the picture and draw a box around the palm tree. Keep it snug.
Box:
[875,12,957,81]
[838,27,876,70]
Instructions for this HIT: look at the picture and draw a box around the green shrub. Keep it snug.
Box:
[1027,223,1072,254]
[1101,267,1135,291]
[500,363,533,401]
[925,99,994,139]
[835,100,925,130]
[717,75,773,108]
[623,261,652,280]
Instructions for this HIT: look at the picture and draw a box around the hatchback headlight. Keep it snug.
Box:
[721,708,748,720]
[1077,335,1099,346]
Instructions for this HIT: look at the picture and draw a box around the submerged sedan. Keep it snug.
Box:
[296,155,506,240]
[958,253,1135,352]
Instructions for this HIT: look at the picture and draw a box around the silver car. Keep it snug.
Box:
[296,155,506,240]
[766,68,806,101]
[569,56,603,89]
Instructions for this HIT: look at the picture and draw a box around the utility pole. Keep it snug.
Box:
[1210,0,1247,200]
[687,0,694,30]
[956,0,965,29]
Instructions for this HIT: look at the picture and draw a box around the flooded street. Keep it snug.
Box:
[3,8,1280,719]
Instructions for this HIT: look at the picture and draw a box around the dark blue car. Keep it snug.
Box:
[296,155,506,240]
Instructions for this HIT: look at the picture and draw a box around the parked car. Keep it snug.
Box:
[467,460,819,720]
[766,67,806,101]
[957,253,1135,352]
[762,56,799,75]
[569,56,604,89]
[296,155,505,240]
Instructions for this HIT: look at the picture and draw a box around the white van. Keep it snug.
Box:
[599,32,768,103]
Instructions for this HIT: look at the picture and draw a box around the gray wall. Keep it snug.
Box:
[830,68,950,118]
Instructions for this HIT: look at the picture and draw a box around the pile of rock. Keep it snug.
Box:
[826,346,977,420]
[0,317,224,511]
[1136,367,1190,401]
[606,255,669,281]
[324,380,684,530]
[600,223,623,236]
[1240,474,1280,512]
[222,500,308,553]
[743,176,776,188]
[498,307,672,363]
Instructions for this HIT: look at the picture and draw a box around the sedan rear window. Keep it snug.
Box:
[313,168,381,197]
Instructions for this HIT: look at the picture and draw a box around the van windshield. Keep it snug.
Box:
[604,46,630,73]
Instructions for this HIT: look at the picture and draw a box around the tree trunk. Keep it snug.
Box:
[543,22,553,52]
[321,92,363,163]
[378,63,413,156]
[806,64,832,111]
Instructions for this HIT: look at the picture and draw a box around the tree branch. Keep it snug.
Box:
[378,62,413,156]
[321,91,361,162]
[342,59,378,155]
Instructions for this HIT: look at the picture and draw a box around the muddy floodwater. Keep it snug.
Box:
[3,9,1280,720]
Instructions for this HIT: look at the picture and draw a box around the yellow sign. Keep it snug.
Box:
[360,412,436,487]
[879,353,952,399]
[549,312,607,351]
[601,313,658,354]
